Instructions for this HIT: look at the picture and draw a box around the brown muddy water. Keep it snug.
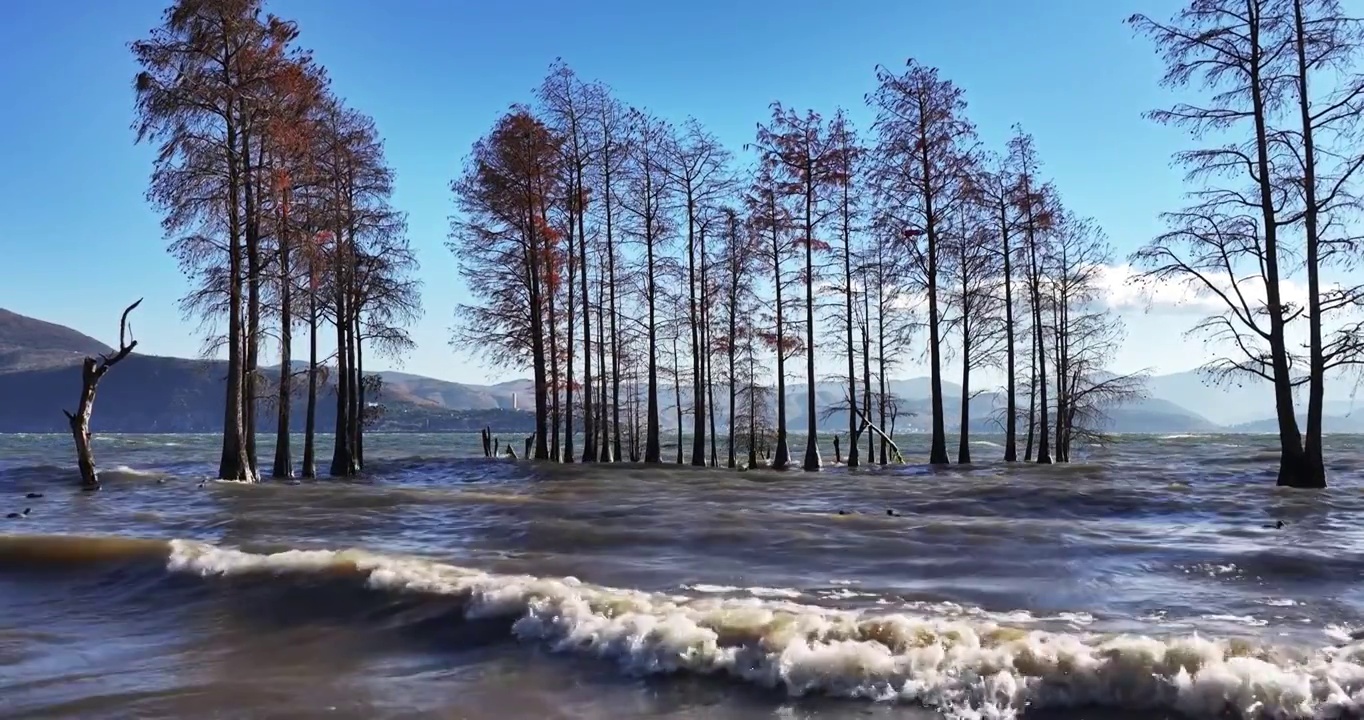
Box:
[1,432,1364,720]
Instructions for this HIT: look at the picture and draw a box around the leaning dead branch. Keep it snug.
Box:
[64,298,142,490]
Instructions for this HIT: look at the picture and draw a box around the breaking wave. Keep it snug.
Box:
[154,538,1364,720]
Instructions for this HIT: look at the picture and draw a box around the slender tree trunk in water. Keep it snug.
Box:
[604,147,623,464]
[1028,228,1051,464]
[596,263,611,462]
[771,198,791,470]
[303,292,318,478]
[842,178,859,468]
[548,280,561,462]
[747,349,758,468]
[578,179,595,463]
[801,189,820,472]
[726,274,738,469]
[688,202,706,466]
[1025,331,1037,461]
[701,226,717,467]
[1001,205,1018,462]
[958,334,972,464]
[221,239,248,480]
[1053,296,1065,464]
[1292,0,1328,489]
[1240,4,1308,487]
[243,127,261,480]
[877,275,888,465]
[354,325,365,469]
[347,309,361,469]
[633,370,642,462]
[564,221,576,464]
[330,241,354,477]
[218,108,250,482]
[862,316,873,463]
[526,199,550,462]
[673,335,684,464]
[706,344,718,466]
[272,228,293,479]
[645,235,662,463]
[926,260,948,465]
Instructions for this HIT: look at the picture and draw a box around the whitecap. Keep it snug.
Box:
[167,540,1364,720]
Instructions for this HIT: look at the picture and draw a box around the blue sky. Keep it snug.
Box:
[0,0,1207,384]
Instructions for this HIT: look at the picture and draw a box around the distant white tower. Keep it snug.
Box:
[512,392,518,410]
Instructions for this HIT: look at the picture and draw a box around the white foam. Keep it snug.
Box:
[166,540,1364,720]
[683,584,803,600]
[1201,614,1271,628]
[105,465,162,478]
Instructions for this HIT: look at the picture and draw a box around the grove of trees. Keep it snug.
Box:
[132,0,422,482]
[449,57,1143,471]
[132,0,1364,490]
[1130,0,1364,488]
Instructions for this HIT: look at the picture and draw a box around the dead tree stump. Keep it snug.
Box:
[64,299,141,491]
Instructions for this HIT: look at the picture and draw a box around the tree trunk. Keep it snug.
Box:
[243,122,261,480]
[218,107,250,482]
[877,268,888,466]
[303,280,318,478]
[605,151,623,464]
[771,193,791,471]
[801,185,821,472]
[862,314,874,464]
[1025,348,1037,462]
[330,233,354,477]
[354,324,365,469]
[688,199,706,467]
[549,267,562,462]
[578,174,595,463]
[596,257,611,462]
[958,333,971,464]
[564,213,576,464]
[748,348,758,468]
[645,227,662,463]
[842,174,859,468]
[1244,8,1308,486]
[1026,205,1051,465]
[272,221,293,479]
[1001,202,1018,462]
[529,200,551,461]
[66,301,140,490]
[1291,0,1328,489]
[926,244,948,465]
[701,225,717,467]
[674,335,684,465]
[68,399,97,490]
[727,268,738,469]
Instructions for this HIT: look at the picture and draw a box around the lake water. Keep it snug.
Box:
[1,432,1363,719]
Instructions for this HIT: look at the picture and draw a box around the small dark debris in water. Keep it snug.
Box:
[6,508,30,519]
[837,509,849,515]
[886,509,899,517]
[1262,520,1285,529]
[24,492,43,499]
[157,478,167,484]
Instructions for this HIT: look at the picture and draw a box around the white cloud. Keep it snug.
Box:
[1096,262,1316,316]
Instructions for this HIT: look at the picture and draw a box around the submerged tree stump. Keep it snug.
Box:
[64,299,141,491]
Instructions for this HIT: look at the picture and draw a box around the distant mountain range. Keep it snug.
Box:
[1,307,1360,434]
